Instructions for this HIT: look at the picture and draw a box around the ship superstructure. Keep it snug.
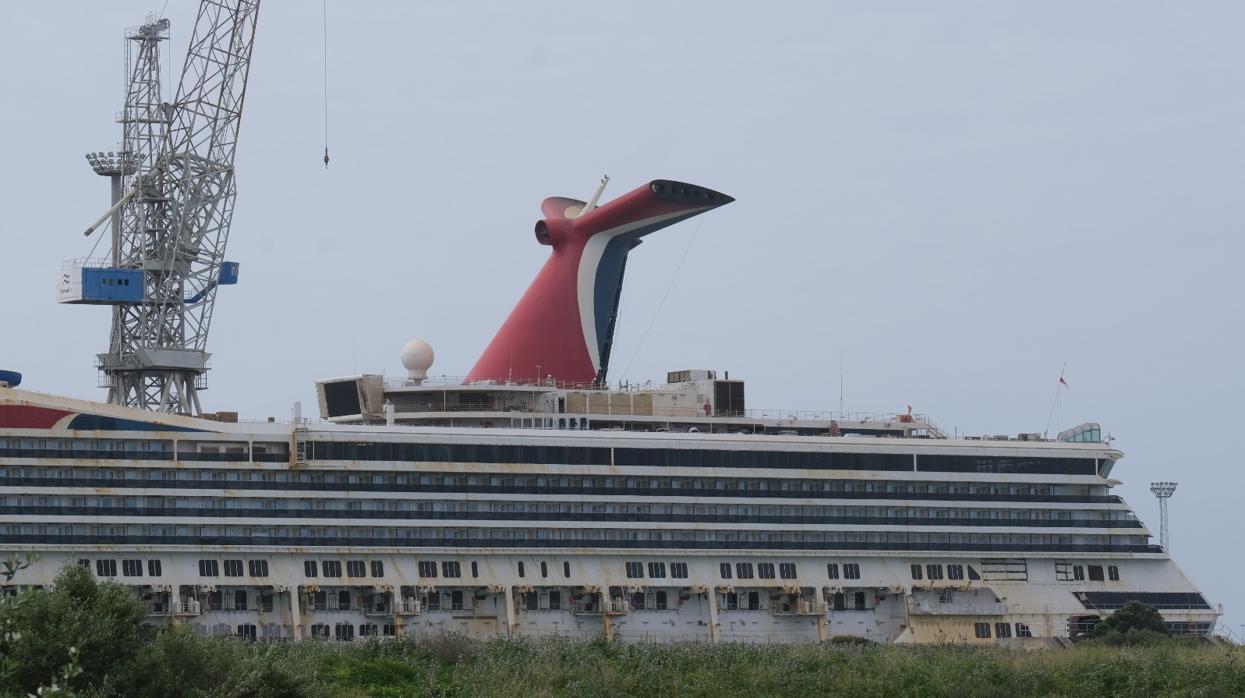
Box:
[0,382,1218,643]
[0,174,1220,644]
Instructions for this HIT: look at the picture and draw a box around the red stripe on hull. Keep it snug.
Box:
[0,405,73,429]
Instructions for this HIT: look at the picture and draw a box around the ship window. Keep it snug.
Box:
[1055,562,1075,581]
[655,590,668,610]
[234,590,248,610]
[720,562,732,579]
[625,561,643,578]
[974,622,991,639]
[843,563,861,580]
[671,562,689,579]
[522,592,538,611]
[918,454,1095,476]
[338,590,351,610]
[564,561,571,578]
[1015,623,1032,638]
[450,590,464,611]
[371,560,384,577]
[147,559,162,577]
[304,560,318,577]
[995,622,1012,638]
[1108,565,1119,581]
[346,560,365,577]
[237,624,257,641]
[334,623,354,641]
[77,559,90,568]
[1088,565,1104,581]
[967,565,981,581]
[648,562,666,579]
[779,563,797,579]
[95,559,117,577]
[418,561,438,578]
[260,593,274,612]
[248,560,269,577]
[223,559,243,577]
[827,563,840,580]
[323,560,342,577]
[473,561,480,578]
[359,624,378,637]
[1074,565,1085,581]
[121,559,143,577]
[548,590,561,610]
[947,564,964,580]
[910,564,922,580]
[757,563,776,580]
[198,559,218,577]
[540,561,548,578]
[311,624,330,639]
[383,624,396,637]
[517,561,525,578]
[925,564,943,580]
[442,561,461,578]
[735,563,754,579]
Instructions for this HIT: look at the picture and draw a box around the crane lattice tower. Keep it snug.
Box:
[62,2,261,415]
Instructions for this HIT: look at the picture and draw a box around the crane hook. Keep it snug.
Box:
[324,147,330,169]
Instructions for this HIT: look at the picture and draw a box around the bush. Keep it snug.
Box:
[0,563,151,696]
[1090,601,1170,639]
[1094,628,1177,647]
[124,628,320,698]
[828,635,876,646]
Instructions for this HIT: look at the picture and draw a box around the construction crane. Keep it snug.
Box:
[59,1,261,415]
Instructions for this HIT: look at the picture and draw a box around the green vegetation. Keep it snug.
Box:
[1086,600,1175,646]
[1,567,1242,697]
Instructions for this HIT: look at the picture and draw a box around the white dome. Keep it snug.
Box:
[400,339,435,382]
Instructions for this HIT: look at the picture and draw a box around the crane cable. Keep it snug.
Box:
[322,0,330,169]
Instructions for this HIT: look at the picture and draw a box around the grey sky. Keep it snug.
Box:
[2,2,1242,633]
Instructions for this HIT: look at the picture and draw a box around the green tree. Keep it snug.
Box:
[1091,601,1170,638]
[0,563,151,695]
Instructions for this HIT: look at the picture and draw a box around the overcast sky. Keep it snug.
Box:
[1,2,1242,634]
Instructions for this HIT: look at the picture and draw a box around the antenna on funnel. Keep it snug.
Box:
[578,175,610,218]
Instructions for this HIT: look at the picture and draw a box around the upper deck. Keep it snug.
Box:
[314,369,1108,448]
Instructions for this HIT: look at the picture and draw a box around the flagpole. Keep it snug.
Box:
[1043,364,1067,439]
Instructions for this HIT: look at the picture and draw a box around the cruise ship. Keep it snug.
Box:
[0,179,1219,644]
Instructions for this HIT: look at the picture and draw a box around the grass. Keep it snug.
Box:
[201,635,1245,698]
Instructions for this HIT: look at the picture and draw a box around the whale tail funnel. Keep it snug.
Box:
[467,179,733,387]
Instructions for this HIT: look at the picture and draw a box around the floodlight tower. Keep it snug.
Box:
[1150,481,1178,551]
[84,152,140,266]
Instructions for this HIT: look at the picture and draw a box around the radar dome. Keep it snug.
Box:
[400,339,435,384]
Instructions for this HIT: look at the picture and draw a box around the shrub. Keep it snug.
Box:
[828,635,876,646]
[124,628,321,698]
[1090,601,1169,638]
[1094,628,1176,647]
[0,563,150,695]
